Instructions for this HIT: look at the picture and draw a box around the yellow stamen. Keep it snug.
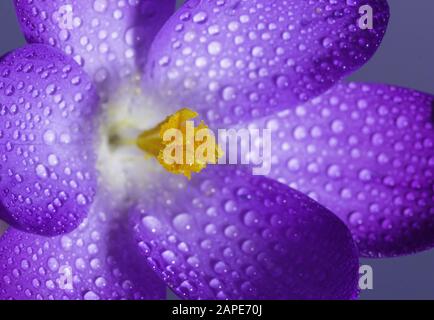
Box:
[136,108,223,179]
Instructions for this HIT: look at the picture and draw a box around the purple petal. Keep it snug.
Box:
[14,0,176,98]
[130,166,359,300]
[0,44,98,236]
[249,82,434,257]
[145,0,389,126]
[0,220,7,236]
[0,191,166,300]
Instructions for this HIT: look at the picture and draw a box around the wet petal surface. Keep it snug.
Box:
[0,190,166,300]
[0,44,98,236]
[14,0,176,98]
[130,166,359,299]
[146,0,389,125]
[248,83,434,257]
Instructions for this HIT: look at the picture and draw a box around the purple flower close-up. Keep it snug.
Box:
[0,0,432,300]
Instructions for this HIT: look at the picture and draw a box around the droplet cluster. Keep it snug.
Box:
[247,82,434,257]
[14,0,175,98]
[0,192,165,300]
[147,0,389,125]
[131,166,359,299]
[0,44,98,235]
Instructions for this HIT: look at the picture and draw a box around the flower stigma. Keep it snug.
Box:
[136,109,223,179]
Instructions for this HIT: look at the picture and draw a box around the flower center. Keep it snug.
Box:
[96,80,222,200]
[136,108,223,179]
[96,79,166,198]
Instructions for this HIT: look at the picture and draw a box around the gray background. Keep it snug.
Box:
[1,0,433,299]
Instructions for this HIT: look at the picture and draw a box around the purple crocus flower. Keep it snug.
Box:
[0,0,432,300]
